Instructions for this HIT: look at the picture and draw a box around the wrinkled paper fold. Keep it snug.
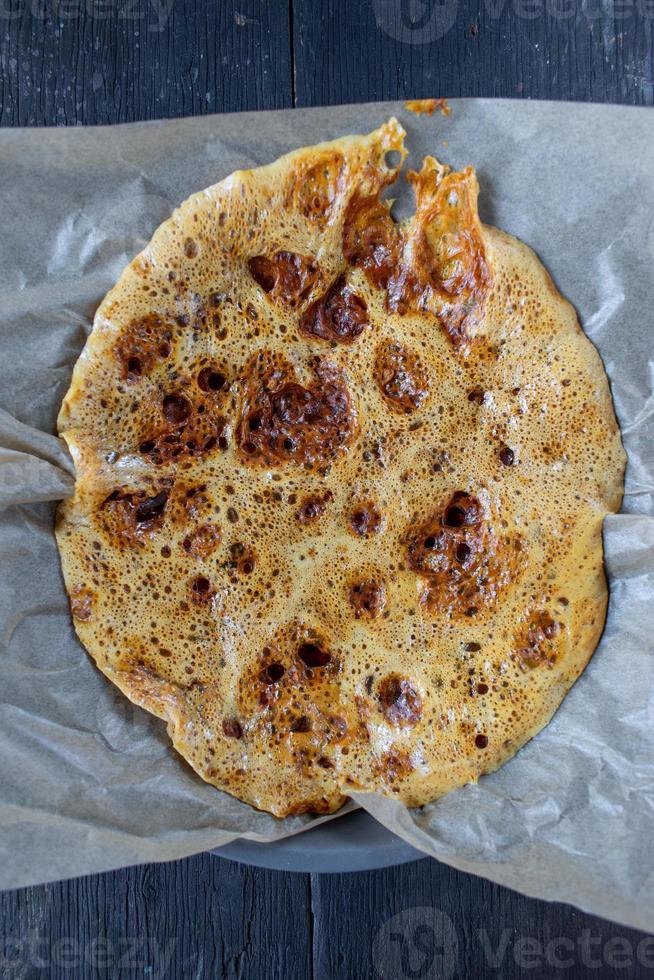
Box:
[0,100,652,928]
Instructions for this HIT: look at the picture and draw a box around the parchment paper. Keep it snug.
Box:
[0,101,652,929]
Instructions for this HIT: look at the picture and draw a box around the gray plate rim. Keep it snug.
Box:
[212,809,425,873]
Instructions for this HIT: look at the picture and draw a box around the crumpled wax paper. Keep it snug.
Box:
[0,100,652,927]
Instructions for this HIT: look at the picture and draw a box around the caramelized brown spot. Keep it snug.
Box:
[230,542,256,575]
[248,251,318,308]
[297,491,333,524]
[182,522,221,559]
[136,490,169,524]
[376,749,414,784]
[234,621,361,797]
[100,488,169,549]
[298,642,331,668]
[222,718,243,739]
[239,556,255,575]
[468,386,485,405]
[347,161,488,346]
[115,314,173,381]
[184,237,199,259]
[350,580,386,619]
[248,255,275,292]
[377,675,422,727]
[190,575,213,603]
[343,193,401,290]
[238,356,357,468]
[445,492,481,527]
[541,619,559,640]
[329,715,348,736]
[514,613,561,670]
[349,502,383,537]
[455,542,471,562]
[299,275,368,344]
[70,586,95,622]
[344,159,490,346]
[286,798,337,816]
[197,367,227,392]
[139,384,228,465]
[174,483,211,523]
[289,151,344,225]
[374,340,430,414]
[162,393,191,425]
[407,492,518,617]
[393,162,491,345]
[260,662,285,684]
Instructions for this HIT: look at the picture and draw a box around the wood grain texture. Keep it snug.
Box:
[293,0,654,107]
[2,855,652,978]
[1,2,653,978]
[311,860,654,979]
[0,855,312,979]
[0,0,292,125]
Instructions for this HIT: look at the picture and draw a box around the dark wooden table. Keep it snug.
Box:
[1,2,653,977]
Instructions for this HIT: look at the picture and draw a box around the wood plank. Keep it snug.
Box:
[311,859,653,979]
[292,0,654,107]
[0,855,312,979]
[0,0,293,126]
